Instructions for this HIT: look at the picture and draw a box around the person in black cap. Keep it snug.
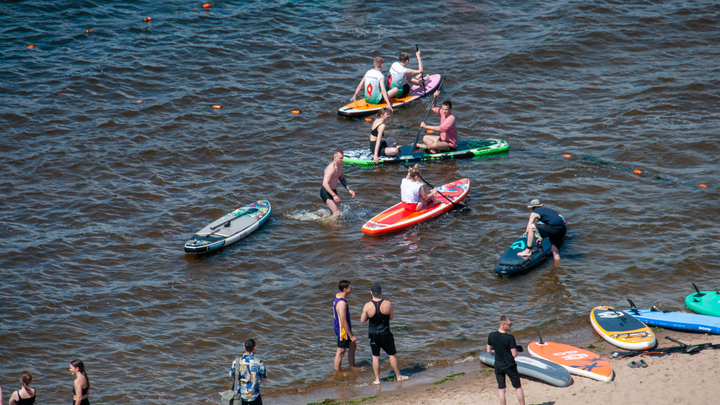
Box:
[517,199,567,261]
[360,284,408,385]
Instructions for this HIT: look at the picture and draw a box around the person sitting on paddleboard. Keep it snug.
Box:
[320,148,355,217]
[400,164,439,211]
[351,57,393,109]
[417,91,457,153]
[370,108,399,164]
[386,50,428,99]
[517,199,567,261]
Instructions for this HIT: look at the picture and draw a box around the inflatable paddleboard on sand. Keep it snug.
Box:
[343,139,509,167]
[528,336,614,382]
[184,200,271,254]
[590,306,656,351]
[626,299,720,334]
[480,352,573,387]
[361,178,469,236]
[338,74,442,118]
[685,283,720,317]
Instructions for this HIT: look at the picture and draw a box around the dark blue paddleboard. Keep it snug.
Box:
[496,232,554,277]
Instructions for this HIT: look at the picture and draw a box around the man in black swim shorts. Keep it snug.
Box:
[320,148,355,217]
[517,199,567,261]
[487,316,525,405]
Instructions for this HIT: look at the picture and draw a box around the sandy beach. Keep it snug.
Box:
[318,329,720,405]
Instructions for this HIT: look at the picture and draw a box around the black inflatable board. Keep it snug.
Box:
[496,233,554,276]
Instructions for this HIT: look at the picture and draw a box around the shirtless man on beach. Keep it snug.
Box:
[320,148,355,217]
[360,284,409,385]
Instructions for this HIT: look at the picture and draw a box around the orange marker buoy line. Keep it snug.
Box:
[426,129,434,134]
[203,3,211,8]
[364,117,371,121]
[136,100,143,103]
[212,104,222,109]
[28,45,34,49]
[291,109,300,114]
[699,184,707,188]
[634,170,642,174]
[563,154,571,158]
[86,29,93,34]
[144,17,151,22]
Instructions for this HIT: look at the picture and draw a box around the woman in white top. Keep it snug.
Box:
[370,108,399,164]
[400,164,439,211]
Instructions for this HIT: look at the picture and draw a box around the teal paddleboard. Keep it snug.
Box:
[685,283,720,317]
[343,139,509,167]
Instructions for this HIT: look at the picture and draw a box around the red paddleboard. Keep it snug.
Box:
[528,340,614,382]
[361,178,469,236]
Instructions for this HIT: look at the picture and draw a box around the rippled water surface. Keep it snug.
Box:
[2,0,719,403]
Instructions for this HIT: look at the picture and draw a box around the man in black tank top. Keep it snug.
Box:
[360,284,409,385]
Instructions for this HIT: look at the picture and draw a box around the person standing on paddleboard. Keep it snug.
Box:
[320,148,355,217]
[351,57,393,109]
[360,284,409,385]
[418,91,457,153]
[400,164,439,211]
[487,316,525,405]
[517,199,567,261]
[333,280,357,370]
[386,50,427,99]
[370,108,399,164]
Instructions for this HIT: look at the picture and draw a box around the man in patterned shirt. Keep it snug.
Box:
[229,339,267,405]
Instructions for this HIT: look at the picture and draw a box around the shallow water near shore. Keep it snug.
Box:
[1,1,719,403]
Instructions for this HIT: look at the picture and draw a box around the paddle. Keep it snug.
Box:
[411,78,444,151]
[400,162,467,210]
[416,44,427,98]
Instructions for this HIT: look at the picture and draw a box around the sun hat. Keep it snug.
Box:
[527,199,544,208]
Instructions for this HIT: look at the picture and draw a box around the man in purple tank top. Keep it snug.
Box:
[333,280,356,370]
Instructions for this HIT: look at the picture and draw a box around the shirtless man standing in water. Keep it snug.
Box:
[320,148,355,217]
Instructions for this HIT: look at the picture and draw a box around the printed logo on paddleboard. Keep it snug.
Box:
[597,311,623,318]
[516,357,551,369]
[552,350,589,361]
[510,240,526,250]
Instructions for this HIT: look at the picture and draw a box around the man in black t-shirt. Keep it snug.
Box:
[517,199,567,261]
[487,316,525,405]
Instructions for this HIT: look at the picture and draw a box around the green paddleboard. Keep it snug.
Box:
[342,139,509,167]
[685,285,720,317]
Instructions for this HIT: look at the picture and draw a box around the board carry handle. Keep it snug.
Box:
[400,162,467,210]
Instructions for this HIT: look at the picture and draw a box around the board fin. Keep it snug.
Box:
[627,298,639,314]
[536,330,545,345]
[692,282,706,297]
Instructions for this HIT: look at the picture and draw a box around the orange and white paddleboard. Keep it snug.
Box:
[590,306,656,351]
[361,178,469,236]
[338,74,442,118]
[528,340,614,382]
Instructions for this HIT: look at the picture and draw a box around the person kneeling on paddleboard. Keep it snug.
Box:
[370,108,399,164]
[351,57,393,109]
[386,50,427,99]
[417,91,457,153]
[517,199,567,261]
[400,164,439,211]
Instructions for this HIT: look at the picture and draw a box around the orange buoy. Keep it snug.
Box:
[634,170,642,174]
[28,45,34,49]
[699,184,707,188]
[203,3,211,8]
[563,154,571,158]
[136,100,143,103]
[426,130,434,134]
[291,109,300,114]
[144,17,151,22]
[213,104,221,109]
[58,93,67,97]
[364,117,372,121]
[86,29,93,34]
